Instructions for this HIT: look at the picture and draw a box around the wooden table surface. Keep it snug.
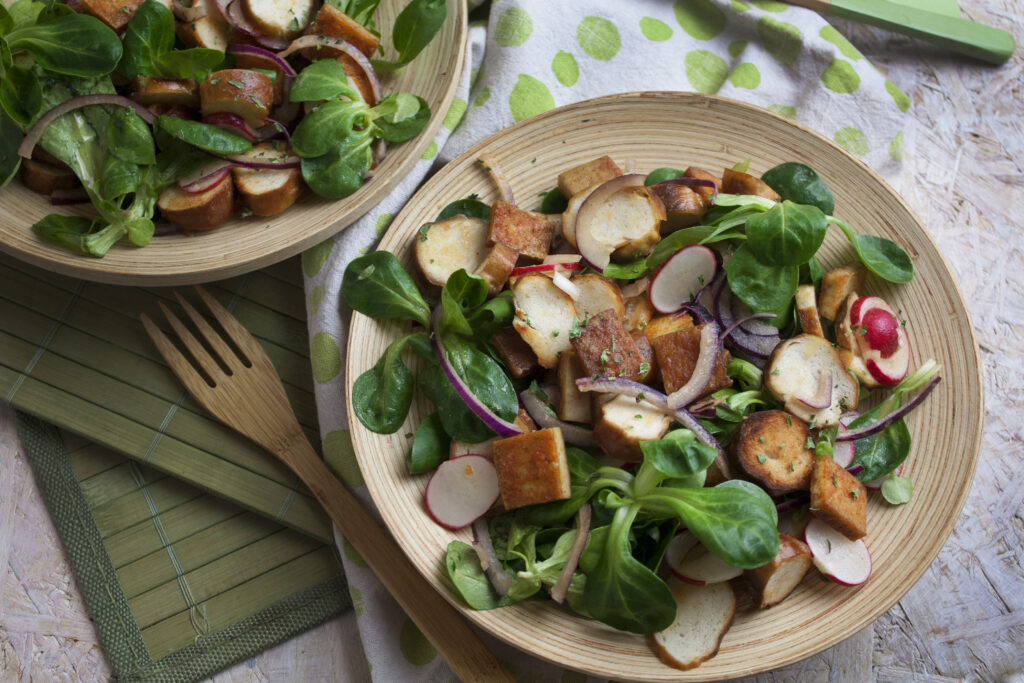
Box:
[2,2,1022,680]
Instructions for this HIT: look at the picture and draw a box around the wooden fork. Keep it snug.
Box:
[141,287,512,682]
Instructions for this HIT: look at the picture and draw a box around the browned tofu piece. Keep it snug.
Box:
[474,243,519,297]
[307,2,380,58]
[489,328,541,379]
[721,168,781,201]
[810,455,867,540]
[624,294,655,333]
[487,201,554,261]
[129,77,200,108]
[570,309,642,379]
[631,332,657,384]
[819,265,865,321]
[730,410,815,493]
[650,183,709,232]
[491,428,571,510]
[651,324,732,399]
[642,311,694,342]
[557,155,622,198]
[593,394,672,462]
[557,351,591,424]
[683,166,720,202]
[20,159,78,195]
[79,0,142,31]
[795,284,824,337]
[744,533,812,609]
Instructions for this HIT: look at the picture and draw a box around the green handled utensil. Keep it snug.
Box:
[788,0,1016,65]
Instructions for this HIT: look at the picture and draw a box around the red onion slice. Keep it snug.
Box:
[227,43,297,78]
[774,492,809,513]
[50,187,90,205]
[224,152,300,169]
[18,95,156,160]
[666,321,719,410]
[574,174,647,273]
[518,389,595,447]
[202,111,260,141]
[279,35,381,104]
[432,308,522,438]
[218,0,289,51]
[550,504,591,604]
[798,369,834,410]
[835,377,941,442]
[471,517,513,597]
[478,152,515,205]
[179,160,233,193]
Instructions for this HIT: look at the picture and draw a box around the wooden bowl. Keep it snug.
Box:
[0,0,466,285]
[345,92,983,680]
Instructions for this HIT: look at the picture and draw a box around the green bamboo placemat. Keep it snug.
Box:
[0,250,332,542]
[15,410,350,682]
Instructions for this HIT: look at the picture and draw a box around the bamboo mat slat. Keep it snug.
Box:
[0,252,333,542]
[14,411,348,681]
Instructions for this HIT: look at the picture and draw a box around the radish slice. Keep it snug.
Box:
[804,518,872,586]
[178,159,234,193]
[665,532,743,585]
[574,174,647,273]
[648,245,717,314]
[551,270,580,299]
[424,455,500,530]
[543,254,583,266]
[832,414,855,467]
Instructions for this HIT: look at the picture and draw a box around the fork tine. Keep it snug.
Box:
[174,292,244,372]
[158,301,226,383]
[193,286,268,364]
[141,313,211,396]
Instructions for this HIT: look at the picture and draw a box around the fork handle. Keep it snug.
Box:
[279,435,514,682]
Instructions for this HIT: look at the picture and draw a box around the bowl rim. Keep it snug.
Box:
[345,90,985,680]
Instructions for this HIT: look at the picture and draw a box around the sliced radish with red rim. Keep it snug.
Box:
[424,455,500,530]
[804,518,872,586]
[649,245,718,315]
[665,532,743,586]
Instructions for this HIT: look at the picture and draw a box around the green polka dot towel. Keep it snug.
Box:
[303,2,909,679]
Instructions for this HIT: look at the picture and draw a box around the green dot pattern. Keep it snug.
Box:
[750,0,788,11]
[835,126,869,156]
[577,16,621,61]
[685,49,729,94]
[473,86,490,108]
[768,103,797,118]
[885,79,910,112]
[324,429,364,488]
[728,39,748,58]
[310,332,341,383]
[731,0,751,11]
[758,16,802,67]
[442,98,467,130]
[552,50,579,86]
[888,131,904,161]
[729,62,761,89]
[375,212,394,238]
[343,537,368,568]
[509,74,555,122]
[301,238,333,278]
[819,25,862,60]
[399,618,437,665]
[420,140,437,160]
[821,58,860,93]
[674,0,727,40]
[639,16,673,42]
[494,7,533,47]
[348,584,364,617]
[309,285,325,315]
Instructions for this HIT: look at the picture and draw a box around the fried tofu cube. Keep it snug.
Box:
[631,332,657,384]
[593,395,672,462]
[489,328,541,379]
[730,410,816,493]
[79,0,142,31]
[557,351,591,424]
[557,155,622,198]
[651,324,732,399]
[819,266,865,321]
[474,243,519,297]
[810,456,867,540]
[570,309,642,379]
[642,311,694,342]
[744,533,812,609]
[488,201,554,261]
[491,428,571,510]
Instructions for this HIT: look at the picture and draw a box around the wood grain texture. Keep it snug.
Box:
[345,92,984,681]
[0,0,467,286]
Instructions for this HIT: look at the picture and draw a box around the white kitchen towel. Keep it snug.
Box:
[302,1,910,679]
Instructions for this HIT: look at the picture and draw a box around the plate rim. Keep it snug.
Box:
[345,91,984,680]
[0,1,468,286]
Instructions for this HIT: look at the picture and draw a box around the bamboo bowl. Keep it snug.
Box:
[0,0,466,286]
[346,92,984,681]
